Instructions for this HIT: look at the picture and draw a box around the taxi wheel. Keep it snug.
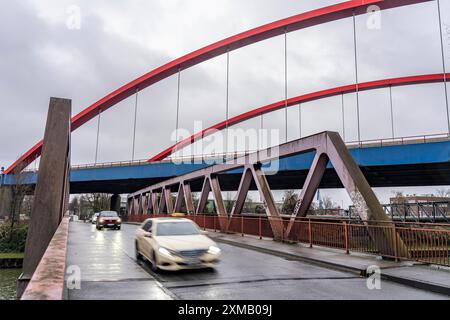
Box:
[135,241,142,261]
[151,252,159,272]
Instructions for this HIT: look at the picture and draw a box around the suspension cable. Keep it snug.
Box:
[226,50,230,153]
[437,0,450,133]
[176,67,181,144]
[299,104,302,139]
[341,94,345,141]
[131,88,139,161]
[284,28,289,143]
[352,11,361,143]
[389,85,395,139]
[95,109,101,164]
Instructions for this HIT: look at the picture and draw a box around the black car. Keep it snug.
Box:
[96,211,122,230]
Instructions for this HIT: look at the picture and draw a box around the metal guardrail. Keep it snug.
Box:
[350,202,450,223]
[22,132,450,172]
[345,133,450,148]
[127,214,450,267]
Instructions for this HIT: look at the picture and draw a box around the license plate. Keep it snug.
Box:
[107,224,115,226]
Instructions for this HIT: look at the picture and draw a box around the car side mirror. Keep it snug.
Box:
[144,231,153,238]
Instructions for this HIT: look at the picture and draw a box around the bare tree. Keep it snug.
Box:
[391,191,407,217]
[435,189,450,198]
[281,190,298,215]
[322,196,337,210]
[9,168,32,224]
[224,192,234,214]
[243,195,254,214]
[69,197,80,216]
[82,193,111,215]
[6,166,33,240]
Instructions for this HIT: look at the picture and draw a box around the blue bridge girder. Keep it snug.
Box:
[3,140,450,194]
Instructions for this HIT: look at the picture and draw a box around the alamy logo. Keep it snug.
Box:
[366,265,381,290]
[66,5,81,30]
[366,5,381,30]
[66,265,81,290]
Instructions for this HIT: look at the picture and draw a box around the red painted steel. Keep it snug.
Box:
[149,73,450,162]
[5,0,433,174]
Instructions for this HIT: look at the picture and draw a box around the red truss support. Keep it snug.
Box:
[128,131,408,255]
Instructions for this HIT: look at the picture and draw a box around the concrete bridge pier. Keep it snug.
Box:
[17,97,71,299]
[110,194,121,213]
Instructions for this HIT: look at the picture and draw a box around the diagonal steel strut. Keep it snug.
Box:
[128,131,407,256]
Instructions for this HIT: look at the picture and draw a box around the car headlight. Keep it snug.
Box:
[208,246,221,255]
[99,218,105,223]
[117,218,122,223]
[158,247,174,258]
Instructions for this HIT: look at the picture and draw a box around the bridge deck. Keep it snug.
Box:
[64,222,449,300]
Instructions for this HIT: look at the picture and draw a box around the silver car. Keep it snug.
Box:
[91,212,100,224]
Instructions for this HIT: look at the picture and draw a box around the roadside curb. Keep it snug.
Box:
[380,273,450,296]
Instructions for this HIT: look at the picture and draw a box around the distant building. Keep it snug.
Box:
[390,195,450,204]
[389,195,450,219]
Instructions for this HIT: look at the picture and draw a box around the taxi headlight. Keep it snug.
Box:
[208,246,221,255]
[158,247,174,258]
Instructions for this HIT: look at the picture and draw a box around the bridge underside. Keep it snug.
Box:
[69,162,450,194]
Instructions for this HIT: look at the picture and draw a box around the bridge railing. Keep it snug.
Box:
[345,133,450,148]
[127,214,450,267]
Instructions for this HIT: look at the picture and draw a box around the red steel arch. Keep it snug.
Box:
[5,0,434,174]
[149,73,450,161]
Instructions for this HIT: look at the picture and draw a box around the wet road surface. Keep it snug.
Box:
[66,222,448,300]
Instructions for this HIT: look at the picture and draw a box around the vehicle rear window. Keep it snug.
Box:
[156,221,199,236]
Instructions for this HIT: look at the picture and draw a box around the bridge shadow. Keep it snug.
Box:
[136,259,218,282]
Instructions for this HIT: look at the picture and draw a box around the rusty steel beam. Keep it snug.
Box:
[133,197,139,216]
[158,190,166,214]
[231,168,253,217]
[249,164,284,240]
[209,175,228,231]
[197,177,212,214]
[164,187,174,214]
[127,198,133,215]
[285,152,329,236]
[174,183,185,213]
[128,131,403,254]
[147,192,154,213]
[152,192,160,215]
[142,194,149,215]
[183,182,195,215]
[324,132,408,256]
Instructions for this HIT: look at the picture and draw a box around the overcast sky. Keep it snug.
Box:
[1,0,449,204]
